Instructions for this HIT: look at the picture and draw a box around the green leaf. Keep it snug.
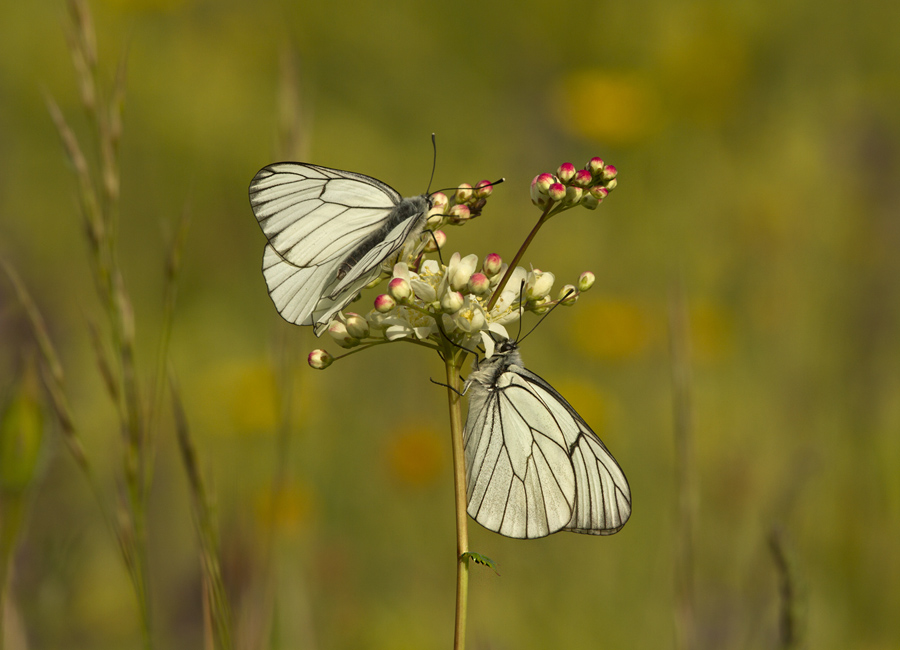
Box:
[462,552,500,575]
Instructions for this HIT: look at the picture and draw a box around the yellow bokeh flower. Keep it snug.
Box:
[556,70,663,145]
[572,298,654,361]
[386,425,445,488]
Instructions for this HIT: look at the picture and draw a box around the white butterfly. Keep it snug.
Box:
[464,337,632,539]
[249,162,433,335]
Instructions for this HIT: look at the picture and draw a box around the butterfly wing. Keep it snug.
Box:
[250,163,426,333]
[464,363,631,539]
[514,367,632,535]
[250,163,402,267]
[261,244,376,336]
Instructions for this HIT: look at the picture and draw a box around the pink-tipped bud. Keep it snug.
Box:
[548,183,566,202]
[388,277,411,302]
[578,271,595,292]
[474,180,494,198]
[328,322,359,349]
[441,290,464,314]
[558,285,578,305]
[430,192,449,211]
[454,183,473,203]
[483,253,503,277]
[586,157,605,176]
[589,185,609,201]
[308,349,333,369]
[424,229,446,252]
[605,178,618,191]
[468,272,491,295]
[531,173,555,207]
[448,203,471,223]
[345,312,369,339]
[557,162,577,183]
[565,186,583,205]
[532,173,554,194]
[374,294,396,313]
[601,165,617,181]
[572,169,593,187]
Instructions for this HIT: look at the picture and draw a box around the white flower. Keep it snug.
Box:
[443,295,486,334]
[525,269,555,300]
[372,308,437,342]
[441,290,464,314]
[447,252,479,292]
[489,267,529,324]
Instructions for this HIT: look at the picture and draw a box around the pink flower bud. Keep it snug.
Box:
[307,349,333,369]
[474,180,494,198]
[605,178,618,191]
[388,277,411,302]
[548,183,566,202]
[328,322,359,348]
[572,169,593,187]
[430,192,449,211]
[586,157,605,176]
[578,271,595,292]
[589,185,609,201]
[448,204,471,223]
[483,253,502,277]
[532,173,555,194]
[601,165,617,181]
[374,294,396,313]
[468,272,491,295]
[423,229,446,253]
[345,312,369,339]
[454,183,473,203]
[531,173,555,206]
[557,162,576,183]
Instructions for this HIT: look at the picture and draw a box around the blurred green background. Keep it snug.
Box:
[2,0,899,648]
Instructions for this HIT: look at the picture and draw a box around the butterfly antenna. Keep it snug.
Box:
[436,321,479,355]
[427,133,437,194]
[514,280,526,342]
[432,178,505,197]
[422,229,444,266]
[518,286,576,345]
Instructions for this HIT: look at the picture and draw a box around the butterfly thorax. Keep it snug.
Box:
[336,194,432,280]
[466,341,524,392]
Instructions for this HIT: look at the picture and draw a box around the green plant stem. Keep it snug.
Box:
[444,350,469,650]
[485,203,554,312]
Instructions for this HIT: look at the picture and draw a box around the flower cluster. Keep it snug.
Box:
[530,158,617,215]
[308,252,596,368]
[427,180,497,228]
[307,159,615,369]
